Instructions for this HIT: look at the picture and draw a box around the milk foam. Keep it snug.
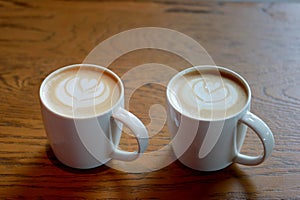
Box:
[42,67,121,117]
[56,76,109,108]
[169,71,247,119]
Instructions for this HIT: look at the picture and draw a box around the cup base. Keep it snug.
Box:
[51,146,108,169]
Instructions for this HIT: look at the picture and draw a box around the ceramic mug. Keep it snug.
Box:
[40,64,148,169]
[166,65,274,171]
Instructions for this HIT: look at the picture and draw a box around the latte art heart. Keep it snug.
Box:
[42,67,121,117]
[80,78,98,91]
[168,71,247,119]
[184,77,238,112]
[56,77,109,108]
[192,80,229,103]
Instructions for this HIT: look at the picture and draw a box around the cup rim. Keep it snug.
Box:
[39,63,124,119]
[166,65,251,121]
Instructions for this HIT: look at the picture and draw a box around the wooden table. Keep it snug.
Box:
[0,0,299,199]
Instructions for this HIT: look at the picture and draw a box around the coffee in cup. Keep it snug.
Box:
[168,69,248,120]
[41,66,121,118]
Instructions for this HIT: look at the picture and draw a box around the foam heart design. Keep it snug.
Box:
[80,78,98,91]
[56,75,110,108]
[193,80,228,103]
[64,77,101,101]
[205,82,221,93]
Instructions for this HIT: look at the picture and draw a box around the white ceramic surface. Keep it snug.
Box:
[40,64,148,169]
[166,66,274,171]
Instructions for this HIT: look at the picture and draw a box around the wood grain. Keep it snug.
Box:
[0,0,299,199]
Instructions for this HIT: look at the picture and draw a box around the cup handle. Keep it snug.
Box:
[234,111,275,165]
[110,107,148,161]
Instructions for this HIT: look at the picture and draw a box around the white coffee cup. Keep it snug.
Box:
[40,64,148,169]
[166,65,274,171]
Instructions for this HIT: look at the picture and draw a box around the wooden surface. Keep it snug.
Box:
[0,0,299,199]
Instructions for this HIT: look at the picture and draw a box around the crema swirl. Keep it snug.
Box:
[41,66,121,117]
[168,70,247,120]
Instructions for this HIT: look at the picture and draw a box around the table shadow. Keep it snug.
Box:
[45,144,258,199]
[168,160,258,200]
[8,144,258,199]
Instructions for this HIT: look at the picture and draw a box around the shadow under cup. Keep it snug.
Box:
[167,66,274,171]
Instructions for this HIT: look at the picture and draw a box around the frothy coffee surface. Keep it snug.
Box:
[168,70,248,120]
[41,66,121,117]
